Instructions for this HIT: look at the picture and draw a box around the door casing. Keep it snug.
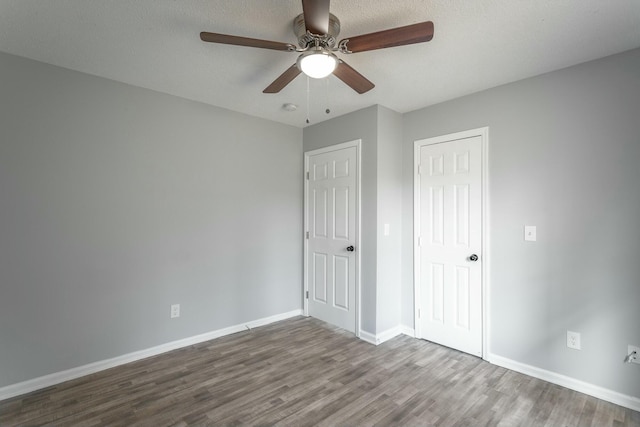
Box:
[304,139,362,337]
[413,127,490,359]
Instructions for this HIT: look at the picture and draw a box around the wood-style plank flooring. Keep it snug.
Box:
[1,317,639,426]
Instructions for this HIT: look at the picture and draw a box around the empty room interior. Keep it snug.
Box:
[1,1,639,425]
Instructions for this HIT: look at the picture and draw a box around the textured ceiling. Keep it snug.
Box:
[1,1,639,128]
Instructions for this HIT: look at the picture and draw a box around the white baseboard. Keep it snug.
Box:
[487,352,640,412]
[377,326,402,344]
[0,309,303,402]
[358,330,377,345]
[400,325,415,338]
[358,326,403,346]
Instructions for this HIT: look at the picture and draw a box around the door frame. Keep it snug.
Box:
[303,139,362,337]
[413,127,490,359]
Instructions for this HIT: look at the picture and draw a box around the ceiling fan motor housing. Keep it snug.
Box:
[294,13,341,48]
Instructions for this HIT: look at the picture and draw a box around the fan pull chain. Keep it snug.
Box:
[324,77,331,116]
[305,76,310,124]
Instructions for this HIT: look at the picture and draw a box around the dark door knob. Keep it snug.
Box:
[469,254,478,261]
[346,246,355,252]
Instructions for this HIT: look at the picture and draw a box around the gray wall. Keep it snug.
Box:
[375,107,403,333]
[303,105,404,336]
[3,42,639,402]
[0,52,303,388]
[303,106,378,334]
[402,48,640,398]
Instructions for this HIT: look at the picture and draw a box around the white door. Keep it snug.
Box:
[415,132,484,357]
[305,143,358,333]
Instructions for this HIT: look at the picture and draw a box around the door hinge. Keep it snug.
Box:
[417,164,422,175]
[418,308,421,318]
[417,236,422,247]
[306,231,309,239]
[306,291,309,299]
[306,171,309,180]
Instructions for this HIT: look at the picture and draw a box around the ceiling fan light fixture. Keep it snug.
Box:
[297,48,337,79]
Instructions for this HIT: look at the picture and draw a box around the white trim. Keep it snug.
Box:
[358,326,403,346]
[413,140,422,339]
[487,353,640,412]
[481,128,491,360]
[358,330,378,345]
[0,309,302,402]
[356,141,362,339]
[413,127,490,358]
[304,152,310,317]
[400,325,415,338]
[376,326,402,344]
[303,139,362,337]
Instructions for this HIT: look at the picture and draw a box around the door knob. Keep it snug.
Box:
[469,254,478,262]
[346,246,355,252]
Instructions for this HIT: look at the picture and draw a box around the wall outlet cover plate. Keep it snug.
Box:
[524,225,537,242]
[170,304,180,318]
[567,331,581,350]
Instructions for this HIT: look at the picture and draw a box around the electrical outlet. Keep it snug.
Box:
[567,331,581,350]
[628,345,640,364]
[170,304,180,318]
[524,225,537,241]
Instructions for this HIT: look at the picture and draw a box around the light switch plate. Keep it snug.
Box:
[524,225,537,242]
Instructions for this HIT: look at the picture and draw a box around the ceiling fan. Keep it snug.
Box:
[200,0,434,94]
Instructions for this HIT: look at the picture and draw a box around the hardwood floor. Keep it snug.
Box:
[1,317,638,426]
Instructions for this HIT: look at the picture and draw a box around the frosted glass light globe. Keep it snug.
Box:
[298,50,338,79]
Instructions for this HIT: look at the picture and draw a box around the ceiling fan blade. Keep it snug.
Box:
[200,32,295,51]
[302,0,330,35]
[340,21,434,53]
[333,60,374,94]
[263,64,302,93]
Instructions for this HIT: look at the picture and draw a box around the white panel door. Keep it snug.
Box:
[306,145,357,333]
[417,135,483,356]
